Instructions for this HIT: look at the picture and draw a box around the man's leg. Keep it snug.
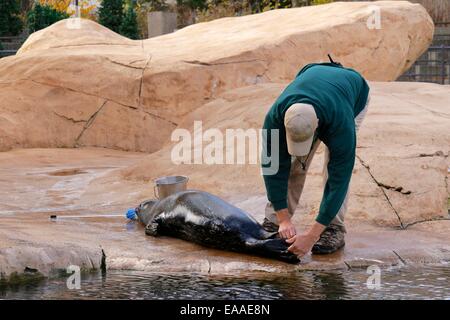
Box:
[310,146,348,254]
[331,95,370,228]
[263,139,321,231]
[312,95,370,254]
[322,146,348,232]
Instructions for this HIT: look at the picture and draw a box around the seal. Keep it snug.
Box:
[135,190,299,263]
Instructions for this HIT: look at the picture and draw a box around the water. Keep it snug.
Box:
[1,265,449,300]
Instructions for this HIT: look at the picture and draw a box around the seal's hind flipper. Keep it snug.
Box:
[245,238,299,264]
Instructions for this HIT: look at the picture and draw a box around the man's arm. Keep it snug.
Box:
[288,133,356,257]
[261,114,297,238]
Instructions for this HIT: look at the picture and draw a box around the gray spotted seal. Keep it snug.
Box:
[135,190,299,263]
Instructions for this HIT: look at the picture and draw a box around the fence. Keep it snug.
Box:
[398,29,450,85]
[0,50,17,58]
[398,45,450,85]
[0,36,25,59]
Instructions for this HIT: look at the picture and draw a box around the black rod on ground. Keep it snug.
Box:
[50,214,124,220]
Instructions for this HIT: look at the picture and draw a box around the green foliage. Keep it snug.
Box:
[99,0,124,33]
[177,0,207,11]
[120,4,139,39]
[140,0,169,11]
[195,0,293,21]
[27,3,69,33]
[248,0,292,13]
[0,41,3,51]
[312,0,333,5]
[0,0,24,36]
[135,0,170,38]
[196,0,252,22]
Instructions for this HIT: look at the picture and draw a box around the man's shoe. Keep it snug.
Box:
[311,224,345,254]
[262,218,278,233]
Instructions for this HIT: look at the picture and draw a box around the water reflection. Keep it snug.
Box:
[0,265,448,300]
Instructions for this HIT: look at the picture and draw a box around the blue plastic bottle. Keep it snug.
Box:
[126,208,137,220]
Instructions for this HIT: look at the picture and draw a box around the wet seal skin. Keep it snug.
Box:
[135,190,299,263]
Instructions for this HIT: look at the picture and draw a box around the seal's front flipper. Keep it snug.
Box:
[245,238,299,264]
[145,221,159,236]
[260,230,278,240]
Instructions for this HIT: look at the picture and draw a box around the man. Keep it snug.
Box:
[261,58,370,259]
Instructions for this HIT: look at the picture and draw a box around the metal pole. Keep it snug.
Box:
[50,214,124,220]
[441,45,445,84]
[74,0,80,18]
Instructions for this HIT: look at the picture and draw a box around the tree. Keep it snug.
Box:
[120,2,139,39]
[177,0,207,24]
[38,0,71,13]
[38,0,97,19]
[27,3,69,33]
[138,0,168,11]
[251,0,292,12]
[0,0,24,36]
[99,0,124,33]
[311,0,333,5]
[176,0,207,11]
[134,1,170,39]
[196,0,252,22]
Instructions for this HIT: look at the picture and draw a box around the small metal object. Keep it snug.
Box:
[49,214,123,220]
[153,175,188,199]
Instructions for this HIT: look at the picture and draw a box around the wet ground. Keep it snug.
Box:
[0,148,146,215]
[1,265,449,300]
[0,148,449,285]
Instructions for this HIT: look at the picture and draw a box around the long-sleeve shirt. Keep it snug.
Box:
[261,62,370,226]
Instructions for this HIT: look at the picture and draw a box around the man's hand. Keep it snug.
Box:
[286,233,317,258]
[279,219,296,239]
[276,209,296,239]
[286,222,326,258]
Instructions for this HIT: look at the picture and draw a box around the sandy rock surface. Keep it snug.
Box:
[0,1,433,152]
[0,148,449,281]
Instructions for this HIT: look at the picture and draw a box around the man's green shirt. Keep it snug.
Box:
[262,63,370,226]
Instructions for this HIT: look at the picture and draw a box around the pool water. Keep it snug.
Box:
[1,265,449,300]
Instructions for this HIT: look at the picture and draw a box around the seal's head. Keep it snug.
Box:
[136,199,158,226]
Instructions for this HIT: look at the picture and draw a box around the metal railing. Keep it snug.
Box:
[398,44,450,85]
[0,35,25,58]
[399,31,450,84]
[0,50,17,58]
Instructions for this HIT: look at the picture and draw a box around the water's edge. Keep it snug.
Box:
[1,264,449,300]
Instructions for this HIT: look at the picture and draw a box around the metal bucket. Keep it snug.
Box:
[153,175,189,199]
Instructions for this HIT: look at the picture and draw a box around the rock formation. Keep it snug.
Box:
[119,81,450,229]
[0,1,433,152]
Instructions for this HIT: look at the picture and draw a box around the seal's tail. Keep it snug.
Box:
[246,238,300,264]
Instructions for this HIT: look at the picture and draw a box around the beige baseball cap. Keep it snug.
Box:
[284,103,318,156]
